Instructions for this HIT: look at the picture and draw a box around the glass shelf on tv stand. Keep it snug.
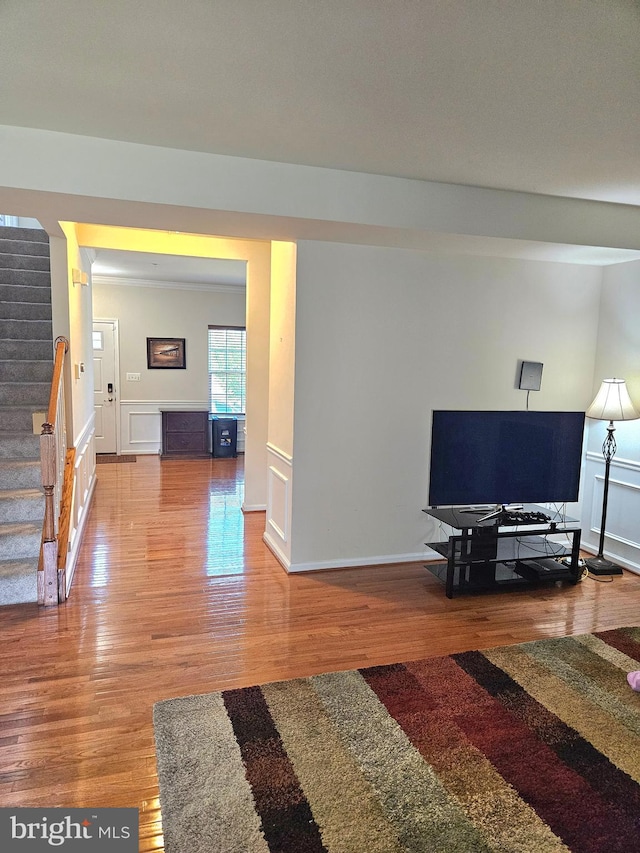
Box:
[422,504,581,599]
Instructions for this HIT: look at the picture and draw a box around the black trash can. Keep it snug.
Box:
[211,417,238,458]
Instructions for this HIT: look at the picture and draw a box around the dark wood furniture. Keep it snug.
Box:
[423,504,582,598]
[160,409,210,458]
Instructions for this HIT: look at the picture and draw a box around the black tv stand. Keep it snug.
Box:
[422,504,581,598]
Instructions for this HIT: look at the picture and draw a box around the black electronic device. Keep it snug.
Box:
[428,410,585,508]
[519,361,543,391]
[495,509,552,525]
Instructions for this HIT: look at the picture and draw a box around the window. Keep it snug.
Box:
[208,326,246,414]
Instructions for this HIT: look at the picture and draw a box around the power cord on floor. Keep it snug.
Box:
[585,570,614,583]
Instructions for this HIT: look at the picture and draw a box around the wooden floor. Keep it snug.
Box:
[2,455,640,850]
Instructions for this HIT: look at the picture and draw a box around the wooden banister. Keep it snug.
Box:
[38,337,70,606]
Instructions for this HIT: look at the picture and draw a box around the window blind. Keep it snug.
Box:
[208,326,246,414]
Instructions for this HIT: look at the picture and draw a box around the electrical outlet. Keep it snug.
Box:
[126,372,141,381]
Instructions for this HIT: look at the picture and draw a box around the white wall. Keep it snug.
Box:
[264,242,297,565]
[286,241,602,571]
[92,279,246,455]
[581,259,640,572]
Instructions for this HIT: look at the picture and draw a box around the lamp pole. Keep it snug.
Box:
[589,421,616,570]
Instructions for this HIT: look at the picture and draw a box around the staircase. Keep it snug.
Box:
[0,227,53,605]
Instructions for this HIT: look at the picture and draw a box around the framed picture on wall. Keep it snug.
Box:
[147,337,186,369]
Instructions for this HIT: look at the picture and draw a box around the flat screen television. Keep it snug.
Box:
[428,410,585,507]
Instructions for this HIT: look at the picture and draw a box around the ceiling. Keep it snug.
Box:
[91,249,246,287]
[2,1,640,269]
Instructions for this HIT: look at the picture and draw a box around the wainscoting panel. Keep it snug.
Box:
[581,452,640,573]
[263,444,292,570]
[66,416,97,595]
[120,401,166,455]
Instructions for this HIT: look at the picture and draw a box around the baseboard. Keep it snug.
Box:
[243,503,267,513]
[263,530,290,571]
[285,551,428,574]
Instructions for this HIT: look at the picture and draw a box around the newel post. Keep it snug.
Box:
[39,423,59,606]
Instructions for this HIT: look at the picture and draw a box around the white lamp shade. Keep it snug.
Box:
[586,378,640,422]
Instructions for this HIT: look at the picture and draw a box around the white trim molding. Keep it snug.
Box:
[264,444,293,569]
[286,551,429,573]
[92,274,245,295]
[65,415,97,596]
[581,453,640,576]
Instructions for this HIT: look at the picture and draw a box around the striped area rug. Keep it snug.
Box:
[153,627,640,853]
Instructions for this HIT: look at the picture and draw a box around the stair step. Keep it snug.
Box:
[0,406,46,432]
[0,301,52,321]
[0,238,50,257]
[0,361,53,383]
[0,432,41,459]
[0,226,49,243]
[0,521,41,560]
[0,559,38,605]
[0,253,50,272]
[0,283,52,304]
[0,340,53,360]
[0,383,51,406]
[0,318,52,340]
[0,489,44,523]
[0,269,51,287]
[0,460,42,490]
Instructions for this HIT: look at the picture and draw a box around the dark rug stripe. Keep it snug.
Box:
[223,686,327,853]
[595,627,640,663]
[454,649,640,853]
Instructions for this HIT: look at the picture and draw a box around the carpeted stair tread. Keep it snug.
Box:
[0,269,51,288]
[0,558,38,604]
[0,253,50,271]
[0,301,52,321]
[0,460,42,490]
[0,340,52,360]
[0,432,41,458]
[0,406,47,431]
[0,521,42,560]
[0,238,50,256]
[0,360,53,382]
[0,226,49,243]
[0,284,52,303]
[0,488,44,523]
[0,318,53,339]
[0,380,51,404]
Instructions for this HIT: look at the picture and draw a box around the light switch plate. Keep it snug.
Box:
[126,372,141,381]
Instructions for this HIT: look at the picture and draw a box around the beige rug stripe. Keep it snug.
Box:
[484,645,640,782]
[262,679,405,853]
[404,662,571,853]
[153,693,269,853]
[574,632,640,672]
[523,637,640,730]
[311,670,493,853]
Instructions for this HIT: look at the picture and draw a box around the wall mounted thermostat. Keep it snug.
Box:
[519,361,543,391]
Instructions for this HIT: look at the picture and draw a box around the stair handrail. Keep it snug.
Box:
[39,336,69,606]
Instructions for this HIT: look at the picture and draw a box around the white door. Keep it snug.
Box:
[93,320,118,454]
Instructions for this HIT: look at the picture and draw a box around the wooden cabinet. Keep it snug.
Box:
[161,410,210,458]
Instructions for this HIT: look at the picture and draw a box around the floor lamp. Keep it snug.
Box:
[585,378,640,575]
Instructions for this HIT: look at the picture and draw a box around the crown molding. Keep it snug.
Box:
[91,274,245,294]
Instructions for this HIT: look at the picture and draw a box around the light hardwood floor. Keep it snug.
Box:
[2,455,639,850]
